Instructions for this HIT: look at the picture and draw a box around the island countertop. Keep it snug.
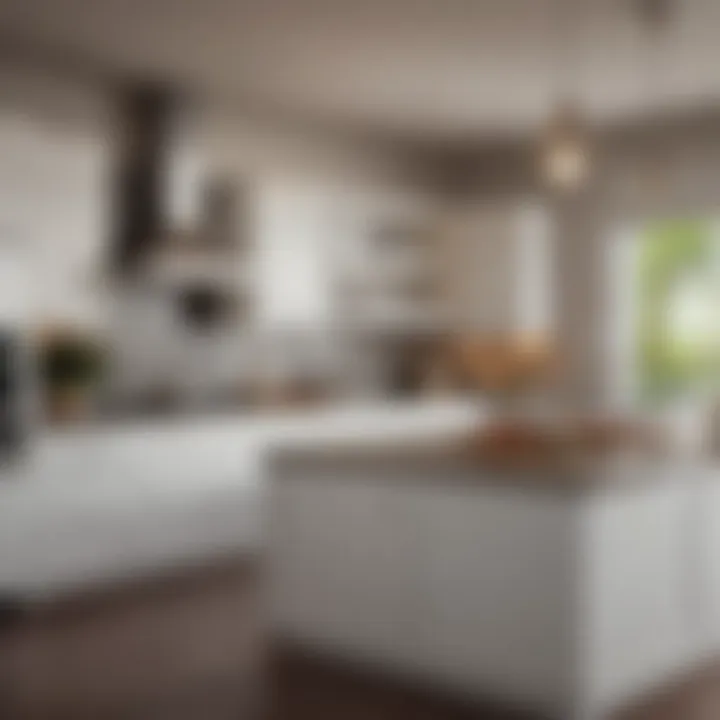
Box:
[269,437,712,495]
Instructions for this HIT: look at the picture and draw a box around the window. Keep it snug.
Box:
[256,185,334,329]
[636,219,720,402]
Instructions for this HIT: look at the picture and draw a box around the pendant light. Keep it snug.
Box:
[539,104,592,192]
[539,0,592,192]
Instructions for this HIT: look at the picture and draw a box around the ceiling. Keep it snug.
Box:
[1,0,718,147]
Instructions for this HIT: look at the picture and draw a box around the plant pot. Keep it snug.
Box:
[47,387,92,424]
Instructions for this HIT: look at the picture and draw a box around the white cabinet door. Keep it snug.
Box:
[585,480,695,711]
[692,469,720,657]
[269,473,574,716]
[421,485,574,713]
[270,476,424,664]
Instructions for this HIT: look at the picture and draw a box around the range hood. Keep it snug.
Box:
[111,84,231,280]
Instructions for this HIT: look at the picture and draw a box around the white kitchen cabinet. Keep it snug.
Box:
[582,474,699,711]
[269,453,715,719]
[691,470,720,657]
[421,485,576,708]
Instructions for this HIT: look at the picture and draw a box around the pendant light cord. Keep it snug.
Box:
[552,0,579,109]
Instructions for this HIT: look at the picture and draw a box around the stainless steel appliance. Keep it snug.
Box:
[0,329,32,463]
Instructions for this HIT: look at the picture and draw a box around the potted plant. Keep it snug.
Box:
[40,332,105,422]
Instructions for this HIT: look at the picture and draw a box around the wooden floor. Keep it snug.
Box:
[0,561,714,720]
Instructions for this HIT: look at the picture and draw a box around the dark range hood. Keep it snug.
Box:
[111,84,177,276]
[109,83,240,336]
[110,83,238,278]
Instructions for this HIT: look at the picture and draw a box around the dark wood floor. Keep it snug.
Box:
[0,561,714,720]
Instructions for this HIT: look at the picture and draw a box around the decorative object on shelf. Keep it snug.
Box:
[39,329,106,423]
[451,334,554,413]
[202,174,243,250]
[385,333,448,397]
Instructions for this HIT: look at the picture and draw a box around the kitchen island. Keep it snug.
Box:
[268,442,719,719]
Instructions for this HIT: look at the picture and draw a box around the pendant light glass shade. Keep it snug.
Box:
[539,104,592,191]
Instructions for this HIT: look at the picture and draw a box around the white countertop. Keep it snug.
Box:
[0,399,484,598]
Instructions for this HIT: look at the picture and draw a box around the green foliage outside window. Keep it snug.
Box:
[637,220,720,401]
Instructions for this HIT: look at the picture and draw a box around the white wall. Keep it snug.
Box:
[440,199,553,337]
[202,100,423,191]
[0,64,114,330]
